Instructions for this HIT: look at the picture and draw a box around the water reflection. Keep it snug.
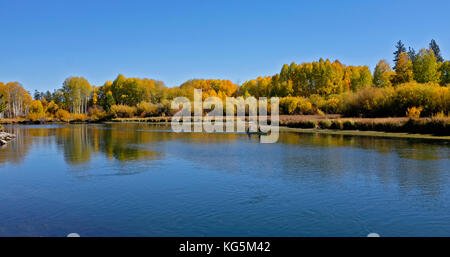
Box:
[1,123,448,165]
[1,124,164,165]
[2,123,448,196]
[278,132,449,161]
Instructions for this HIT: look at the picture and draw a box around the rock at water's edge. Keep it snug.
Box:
[0,132,15,145]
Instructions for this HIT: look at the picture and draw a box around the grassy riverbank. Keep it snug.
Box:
[1,115,449,139]
[279,127,450,140]
[278,115,450,136]
[104,115,450,139]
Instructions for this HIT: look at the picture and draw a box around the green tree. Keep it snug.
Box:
[51,90,65,108]
[349,66,372,91]
[373,60,394,87]
[110,74,127,104]
[278,80,293,97]
[105,91,115,111]
[439,60,450,85]
[280,64,290,82]
[408,47,417,62]
[269,74,293,97]
[44,91,52,102]
[34,90,42,100]
[289,62,298,81]
[413,48,441,83]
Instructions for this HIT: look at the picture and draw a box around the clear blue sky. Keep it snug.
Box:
[1,0,449,92]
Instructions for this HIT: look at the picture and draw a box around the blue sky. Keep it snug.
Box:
[1,0,449,91]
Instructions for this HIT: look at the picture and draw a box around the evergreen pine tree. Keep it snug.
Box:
[429,39,444,63]
[393,40,406,64]
[408,47,417,62]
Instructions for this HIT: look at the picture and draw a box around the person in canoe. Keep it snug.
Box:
[246,121,267,135]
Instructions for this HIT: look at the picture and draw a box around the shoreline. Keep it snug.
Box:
[107,122,450,141]
[2,118,449,141]
[279,127,450,141]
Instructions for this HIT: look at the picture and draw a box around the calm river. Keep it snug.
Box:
[0,123,449,236]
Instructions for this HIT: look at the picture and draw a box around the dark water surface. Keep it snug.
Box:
[0,123,449,236]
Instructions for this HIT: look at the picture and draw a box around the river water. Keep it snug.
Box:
[0,123,449,236]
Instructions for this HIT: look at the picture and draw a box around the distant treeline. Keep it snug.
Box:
[0,40,449,121]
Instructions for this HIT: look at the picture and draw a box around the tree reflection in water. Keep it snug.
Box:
[1,123,448,165]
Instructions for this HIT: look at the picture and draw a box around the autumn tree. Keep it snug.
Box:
[240,77,271,97]
[271,59,353,96]
[109,74,167,106]
[311,59,346,95]
[0,82,32,117]
[90,86,98,106]
[29,100,44,113]
[178,79,238,100]
[412,48,441,83]
[373,60,394,87]
[62,76,92,114]
[26,99,46,121]
[0,93,7,114]
[140,78,166,103]
[392,52,414,84]
[46,101,59,114]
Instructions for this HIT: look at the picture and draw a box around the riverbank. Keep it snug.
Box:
[278,115,450,137]
[107,115,450,137]
[1,115,449,140]
[279,127,450,141]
